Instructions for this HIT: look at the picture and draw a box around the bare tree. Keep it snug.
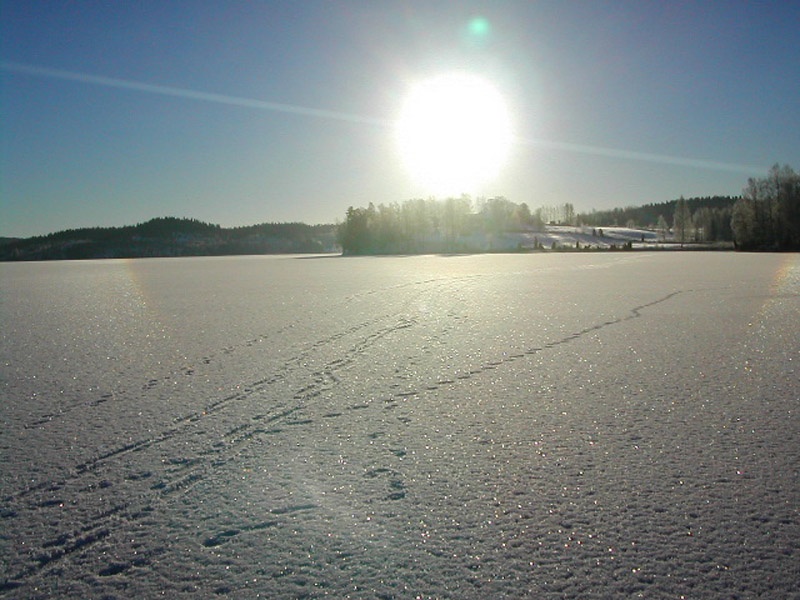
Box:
[733,164,800,250]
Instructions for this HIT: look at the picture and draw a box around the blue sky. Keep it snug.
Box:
[2,1,798,237]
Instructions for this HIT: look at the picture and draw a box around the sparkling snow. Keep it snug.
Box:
[1,253,798,598]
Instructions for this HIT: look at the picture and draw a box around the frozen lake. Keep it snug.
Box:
[1,252,798,598]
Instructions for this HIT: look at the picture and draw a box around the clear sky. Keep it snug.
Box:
[2,1,798,237]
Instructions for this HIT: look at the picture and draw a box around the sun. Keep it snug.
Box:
[395,72,512,197]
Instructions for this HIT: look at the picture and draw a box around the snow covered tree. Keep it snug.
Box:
[656,214,669,241]
[673,196,692,247]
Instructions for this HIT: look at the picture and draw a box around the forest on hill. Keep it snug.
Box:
[3,165,796,260]
[0,217,338,261]
[335,195,741,255]
[577,196,737,230]
[335,165,799,254]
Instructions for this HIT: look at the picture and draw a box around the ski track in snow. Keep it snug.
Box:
[1,254,797,598]
[4,284,680,591]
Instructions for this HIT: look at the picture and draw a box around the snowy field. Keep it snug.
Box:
[1,252,798,599]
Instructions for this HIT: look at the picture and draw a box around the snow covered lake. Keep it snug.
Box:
[1,252,798,598]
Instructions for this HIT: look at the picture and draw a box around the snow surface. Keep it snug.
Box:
[1,253,798,599]
[466,226,668,252]
[525,225,660,249]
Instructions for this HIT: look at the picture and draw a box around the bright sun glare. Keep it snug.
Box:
[396,72,512,197]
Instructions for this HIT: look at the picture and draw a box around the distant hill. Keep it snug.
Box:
[2,195,743,261]
[0,217,339,261]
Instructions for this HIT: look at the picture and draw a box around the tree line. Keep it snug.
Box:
[338,164,798,254]
[0,217,338,261]
[579,165,799,250]
[5,165,795,260]
[731,164,800,250]
[337,197,541,255]
[578,196,738,230]
[579,196,737,244]
[335,194,740,255]
[666,196,735,245]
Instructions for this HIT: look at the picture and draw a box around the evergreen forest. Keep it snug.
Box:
[0,218,338,261]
